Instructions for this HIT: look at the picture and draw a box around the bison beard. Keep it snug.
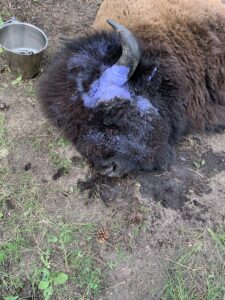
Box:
[39,8,225,177]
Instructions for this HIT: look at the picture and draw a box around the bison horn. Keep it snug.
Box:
[107,19,140,79]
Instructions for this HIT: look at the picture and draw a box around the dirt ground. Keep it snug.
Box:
[1,1,225,299]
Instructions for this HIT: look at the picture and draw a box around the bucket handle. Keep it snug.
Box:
[0,17,19,28]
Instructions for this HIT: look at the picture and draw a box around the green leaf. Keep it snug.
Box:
[0,211,3,219]
[40,251,51,269]
[0,250,7,263]
[40,267,50,279]
[0,16,4,26]
[4,297,19,300]
[12,75,22,85]
[38,280,50,290]
[6,242,18,252]
[43,285,53,300]
[0,47,4,54]
[53,272,68,285]
[48,235,58,243]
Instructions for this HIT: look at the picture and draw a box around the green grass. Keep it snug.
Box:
[31,137,42,151]
[0,114,9,160]
[49,138,72,172]
[0,116,104,299]
[32,223,102,300]
[68,249,102,299]
[0,166,45,297]
[1,187,103,299]
[207,228,225,251]
[0,170,104,299]
[162,229,225,300]
[25,83,36,98]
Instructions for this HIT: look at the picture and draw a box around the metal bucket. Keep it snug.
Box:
[0,18,48,79]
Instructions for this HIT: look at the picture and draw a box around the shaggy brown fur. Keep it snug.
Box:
[94,0,225,30]
[94,0,225,132]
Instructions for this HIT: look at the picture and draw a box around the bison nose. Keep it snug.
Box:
[95,156,138,177]
[96,159,120,177]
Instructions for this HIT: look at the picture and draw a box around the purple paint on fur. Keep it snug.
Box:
[69,57,158,114]
[104,65,130,86]
[82,65,158,114]
[83,65,131,107]
[148,67,157,81]
[136,96,157,111]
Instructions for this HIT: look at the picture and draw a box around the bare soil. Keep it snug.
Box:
[1,1,225,299]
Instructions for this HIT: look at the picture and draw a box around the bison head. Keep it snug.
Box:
[78,97,173,177]
[40,20,175,177]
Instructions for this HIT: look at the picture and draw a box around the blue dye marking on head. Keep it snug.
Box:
[68,52,158,115]
[148,66,157,81]
[82,65,131,108]
[103,65,130,86]
[136,96,158,116]
[136,96,155,111]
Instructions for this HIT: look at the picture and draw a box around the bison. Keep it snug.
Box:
[38,0,225,177]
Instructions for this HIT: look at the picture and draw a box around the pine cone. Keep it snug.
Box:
[96,227,109,243]
[128,212,143,224]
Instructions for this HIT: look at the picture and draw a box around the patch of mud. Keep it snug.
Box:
[78,136,225,299]
[79,137,225,210]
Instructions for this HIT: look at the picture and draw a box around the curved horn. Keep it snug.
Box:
[107,19,140,79]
